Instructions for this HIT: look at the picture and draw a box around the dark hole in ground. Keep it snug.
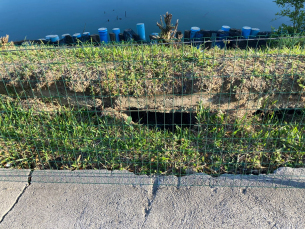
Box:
[253,108,305,122]
[126,108,197,131]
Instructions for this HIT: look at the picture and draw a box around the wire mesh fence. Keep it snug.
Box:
[0,33,305,187]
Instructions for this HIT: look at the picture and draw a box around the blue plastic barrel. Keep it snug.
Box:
[46,35,59,42]
[137,23,146,40]
[98,28,108,43]
[190,27,200,39]
[83,32,90,36]
[51,35,59,42]
[250,28,260,37]
[221,25,230,37]
[221,25,230,33]
[242,26,252,39]
[112,28,120,42]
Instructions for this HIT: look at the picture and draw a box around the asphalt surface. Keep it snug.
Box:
[0,168,305,228]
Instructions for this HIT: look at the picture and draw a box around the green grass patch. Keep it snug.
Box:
[1,97,304,176]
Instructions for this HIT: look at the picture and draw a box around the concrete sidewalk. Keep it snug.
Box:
[0,168,305,228]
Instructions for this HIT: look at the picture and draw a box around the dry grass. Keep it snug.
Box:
[1,44,305,95]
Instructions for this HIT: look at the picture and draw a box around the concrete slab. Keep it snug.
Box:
[143,185,305,228]
[0,169,31,222]
[0,168,304,228]
[143,168,305,228]
[0,170,153,229]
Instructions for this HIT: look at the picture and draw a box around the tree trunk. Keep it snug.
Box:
[155,12,180,43]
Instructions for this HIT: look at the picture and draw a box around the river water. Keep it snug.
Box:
[1,0,289,41]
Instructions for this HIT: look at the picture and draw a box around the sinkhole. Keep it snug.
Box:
[125,108,197,131]
[253,108,305,121]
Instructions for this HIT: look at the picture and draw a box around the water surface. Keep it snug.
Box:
[0,0,289,41]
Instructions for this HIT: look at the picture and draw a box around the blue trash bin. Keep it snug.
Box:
[242,26,252,39]
[112,28,120,42]
[190,27,200,47]
[46,35,59,42]
[250,28,260,37]
[190,27,200,39]
[136,23,146,40]
[98,28,108,43]
[50,35,59,43]
[221,25,230,34]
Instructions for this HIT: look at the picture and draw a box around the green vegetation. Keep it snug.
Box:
[1,40,305,99]
[0,41,305,176]
[273,0,305,32]
[0,96,304,175]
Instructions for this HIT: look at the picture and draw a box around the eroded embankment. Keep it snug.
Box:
[0,45,305,117]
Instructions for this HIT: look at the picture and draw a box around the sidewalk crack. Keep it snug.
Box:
[28,170,33,185]
[0,184,29,223]
[141,176,160,228]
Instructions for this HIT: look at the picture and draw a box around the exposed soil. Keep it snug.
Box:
[1,48,305,117]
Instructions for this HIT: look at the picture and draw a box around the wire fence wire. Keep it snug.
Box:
[0,33,305,187]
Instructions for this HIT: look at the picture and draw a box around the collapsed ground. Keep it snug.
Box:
[0,41,305,176]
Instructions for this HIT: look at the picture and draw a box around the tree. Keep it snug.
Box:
[274,0,305,31]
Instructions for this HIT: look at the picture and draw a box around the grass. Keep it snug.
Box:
[1,39,305,98]
[0,39,305,176]
[0,96,304,176]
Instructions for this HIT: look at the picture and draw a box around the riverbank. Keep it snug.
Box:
[0,43,304,176]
